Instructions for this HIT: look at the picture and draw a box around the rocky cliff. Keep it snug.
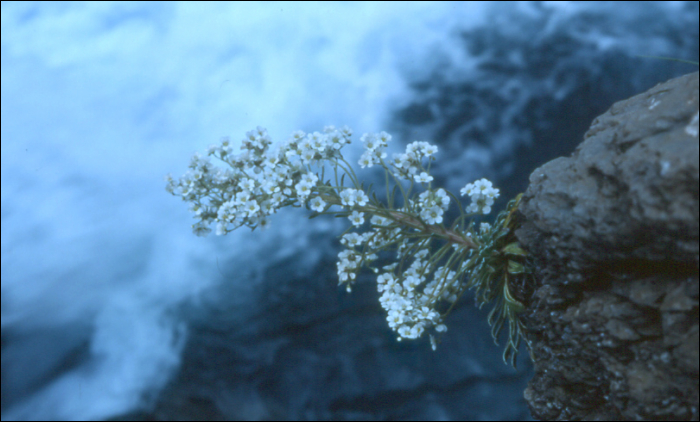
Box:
[516,71,699,420]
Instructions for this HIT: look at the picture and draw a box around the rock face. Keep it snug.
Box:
[516,72,699,420]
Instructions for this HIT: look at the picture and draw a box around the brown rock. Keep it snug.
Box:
[516,72,699,420]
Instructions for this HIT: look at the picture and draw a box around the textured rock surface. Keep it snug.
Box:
[516,72,699,420]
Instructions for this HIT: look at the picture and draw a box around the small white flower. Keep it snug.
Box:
[206,144,220,156]
[349,210,365,227]
[422,281,438,297]
[296,180,313,197]
[377,131,392,144]
[244,199,260,217]
[473,178,493,194]
[418,190,432,205]
[391,153,409,169]
[372,148,387,160]
[417,306,437,321]
[414,172,433,183]
[342,232,363,247]
[301,149,316,162]
[299,138,314,151]
[387,310,404,328]
[485,186,500,199]
[423,144,438,156]
[409,324,425,339]
[361,133,379,151]
[370,215,389,226]
[421,206,443,225]
[261,180,280,194]
[436,189,450,209]
[309,196,326,212]
[379,291,396,309]
[340,125,352,138]
[340,189,355,206]
[405,142,421,157]
[189,203,205,216]
[384,275,398,291]
[435,324,447,333]
[328,133,344,150]
[309,132,327,151]
[264,154,280,167]
[358,152,374,168]
[460,182,474,197]
[479,222,491,233]
[271,192,284,205]
[353,190,369,206]
[301,173,318,184]
[285,148,299,160]
[377,273,394,285]
[413,250,429,260]
[240,178,256,191]
[403,276,420,291]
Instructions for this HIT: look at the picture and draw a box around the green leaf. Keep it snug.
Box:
[503,282,525,313]
[502,242,527,256]
[389,184,399,209]
[507,260,525,274]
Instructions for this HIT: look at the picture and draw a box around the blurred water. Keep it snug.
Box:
[0,3,490,419]
[1,2,697,420]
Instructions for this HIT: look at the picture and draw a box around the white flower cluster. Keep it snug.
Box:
[460,178,500,214]
[358,132,391,168]
[389,140,439,180]
[335,219,460,348]
[416,188,450,225]
[339,188,369,207]
[168,125,501,350]
[165,125,352,236]
[335,212,473,350]
[376,251,455,345]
